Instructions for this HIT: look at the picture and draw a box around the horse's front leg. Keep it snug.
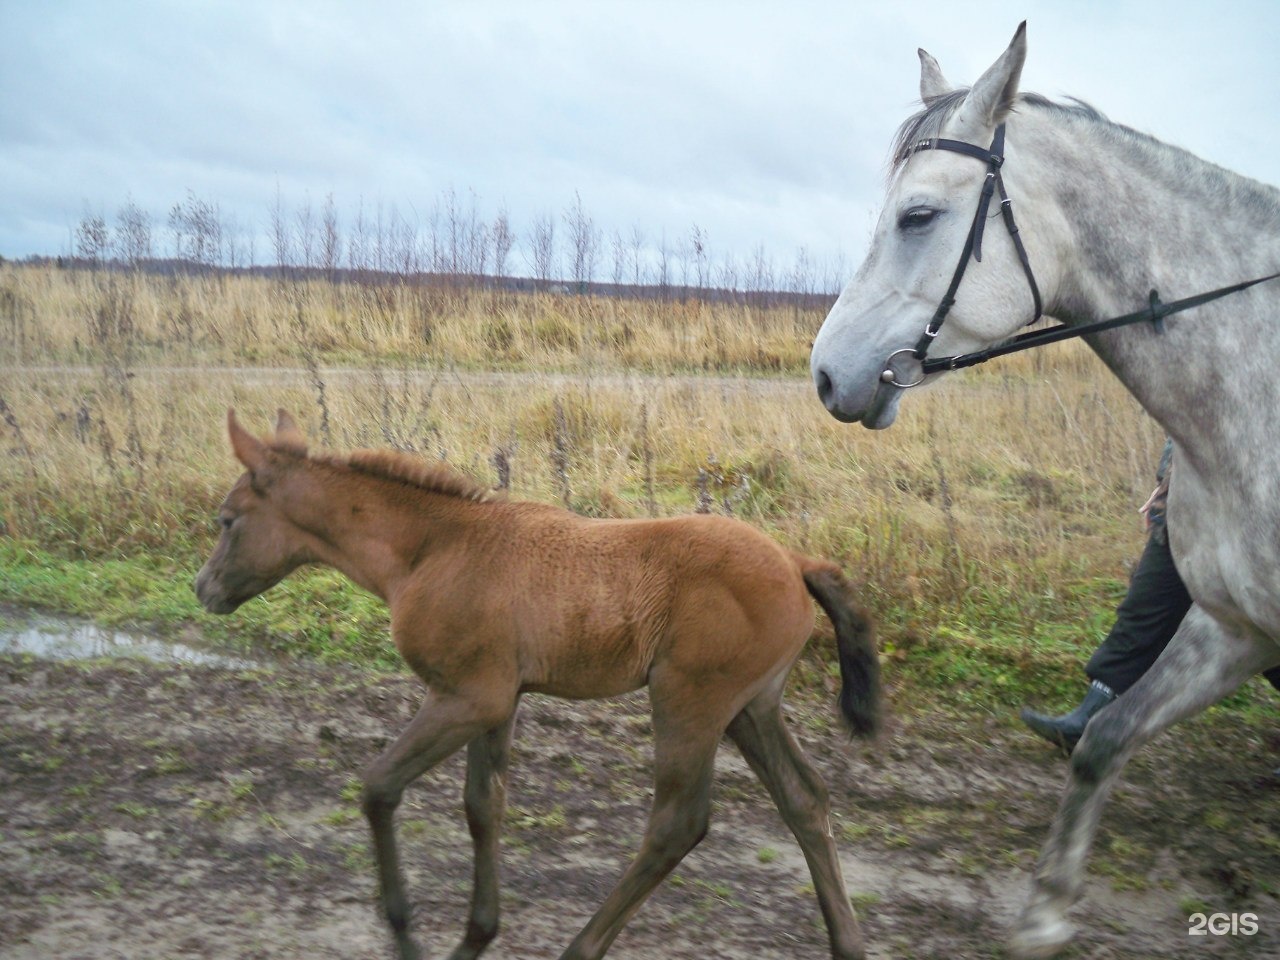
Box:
[362,688,514,960]
[447,707,520,960]
[1010,606,1277,959]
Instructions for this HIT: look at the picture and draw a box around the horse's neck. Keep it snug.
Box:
[1027,114,1280,454]
[290,473,476,601]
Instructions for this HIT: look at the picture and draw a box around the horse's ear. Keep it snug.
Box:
[274,408,308,455]
[918,48,953,104]
[956,21,1027,132]
[228,408,268,473]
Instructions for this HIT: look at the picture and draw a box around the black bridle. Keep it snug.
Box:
[881,123,1280,388]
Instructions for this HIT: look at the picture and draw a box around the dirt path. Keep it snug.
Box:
[1,653,1276,959]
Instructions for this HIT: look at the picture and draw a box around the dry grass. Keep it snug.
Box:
[0,262,1166,697]
[1,264,812,373]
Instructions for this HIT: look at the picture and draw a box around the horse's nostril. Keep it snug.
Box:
[815,368,834,407]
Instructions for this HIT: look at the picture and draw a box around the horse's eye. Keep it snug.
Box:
[898,207,937,230]
[219,516,234,532]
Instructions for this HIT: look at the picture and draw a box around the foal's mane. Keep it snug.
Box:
[278,441,490,503]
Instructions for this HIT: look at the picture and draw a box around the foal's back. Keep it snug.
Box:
[392,501,816,703]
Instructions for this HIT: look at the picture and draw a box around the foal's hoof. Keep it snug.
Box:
[393,933,423,960]
[1007,915,1074,959]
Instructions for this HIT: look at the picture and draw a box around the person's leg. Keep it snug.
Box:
[1022,530,1191,751]
[1084,530,1192,694]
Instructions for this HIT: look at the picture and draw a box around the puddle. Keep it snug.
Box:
[0,608,252,668]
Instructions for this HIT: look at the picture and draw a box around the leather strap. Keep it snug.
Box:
[921,272,1280,374]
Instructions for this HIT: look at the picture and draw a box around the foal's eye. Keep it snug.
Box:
[219,516,234,532]
[898,206,938,231]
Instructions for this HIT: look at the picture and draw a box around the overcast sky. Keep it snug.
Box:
[4,0,1279,282]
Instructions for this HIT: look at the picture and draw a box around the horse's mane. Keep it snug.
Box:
[274,440,490,503]
[890,90,1108,172]
[889,90,1280,216]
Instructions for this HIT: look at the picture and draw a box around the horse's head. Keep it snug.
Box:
[812,22,1046,428]
[194,409,313,614]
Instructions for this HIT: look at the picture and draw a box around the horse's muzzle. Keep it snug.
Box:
[814,367,863,424]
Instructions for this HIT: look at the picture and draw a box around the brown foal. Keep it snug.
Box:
[195,409,881,960]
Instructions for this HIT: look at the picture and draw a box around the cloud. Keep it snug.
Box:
[3,0,1278,280]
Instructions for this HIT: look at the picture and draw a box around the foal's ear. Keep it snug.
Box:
[273,408,308,455]
[227,408,268,473]
[955,21,1027,133]
[918,48,953,104]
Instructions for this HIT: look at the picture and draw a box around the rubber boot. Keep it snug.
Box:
[1020,680,1116,753]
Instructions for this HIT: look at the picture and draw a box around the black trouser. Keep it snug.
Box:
[1086,529,1280,695]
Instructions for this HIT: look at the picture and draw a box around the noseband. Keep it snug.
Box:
[880,123,1280,388]
[881,123,1041,388]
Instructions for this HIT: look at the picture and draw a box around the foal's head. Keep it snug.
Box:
[194,409,314,614]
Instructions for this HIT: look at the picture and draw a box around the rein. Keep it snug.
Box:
[881,123,1280,387]
[920,272,1280,375]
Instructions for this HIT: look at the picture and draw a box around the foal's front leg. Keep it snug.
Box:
[362,688,513,960]
[1010,607,1277,959]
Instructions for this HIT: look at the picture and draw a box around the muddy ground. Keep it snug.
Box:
[1,648,1277,960]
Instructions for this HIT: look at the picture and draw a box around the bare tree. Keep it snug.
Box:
[563,191,599,292]
[388,204,420,279]
[167,200,186,262]
[717,253,740,302]
[490,206,515,280]
[321,192,342,281]
[527,212,557,290]
[747,243,775,307]
[689,224,709,296]
[348,197,369,276]
[113,197,152,267]
[676,234,692,302]
[75,209,109,265]
[169,190,222,270]
[656,229,670,300]
[468,197,489,279]
[295,194,316,271]
[441,188,462,277]
[223,211,245,270]
[789,246,814,297]
[629,225,646,287]
[373,200,388,274]
[270,181,292,274]
[610,229,626,288]
[822,252,849,297]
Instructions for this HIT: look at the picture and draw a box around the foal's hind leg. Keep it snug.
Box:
[727,688,865,960]
[1010,606,1279,959]
[448,709,519,960]
[558,692,727,960]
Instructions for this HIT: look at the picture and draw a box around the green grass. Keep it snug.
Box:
[6,535,1276,728]
[0,539,400,671]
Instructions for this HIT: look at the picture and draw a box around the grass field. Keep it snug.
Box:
[5,261,1267,717]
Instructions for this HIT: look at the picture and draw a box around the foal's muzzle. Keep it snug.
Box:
[193,568,243,615]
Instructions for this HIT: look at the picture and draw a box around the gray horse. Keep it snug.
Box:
[809,21,1280,959]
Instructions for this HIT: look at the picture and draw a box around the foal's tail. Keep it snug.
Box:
[798,559,881,739]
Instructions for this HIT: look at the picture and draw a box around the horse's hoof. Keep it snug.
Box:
[1007,916,1075,959]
